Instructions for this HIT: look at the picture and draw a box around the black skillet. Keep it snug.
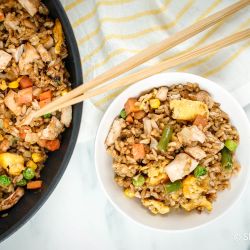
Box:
[0,0,83,242]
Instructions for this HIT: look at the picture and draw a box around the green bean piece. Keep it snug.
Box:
[23,168,35,180]
[165,180,182,193]
[194,165,207,178]
[157,126,173,152]
[221,147,233,169]
[132,175,145,187]
[225,139,238,152]
[43,113,52,119]
[0,175,11,187]
[120,109,127,119]
[16,179,27,187]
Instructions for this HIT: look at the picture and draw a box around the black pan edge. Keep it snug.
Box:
[0,0,83,242]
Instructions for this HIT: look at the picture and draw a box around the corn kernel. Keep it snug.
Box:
[124,188,135,198]
[0,80,8,91]
[8,80,19,89]
[26,160,38,170]
[0,134,3,141]
[61,89,68,96]
[31,153,44,163]
[149,98,161,109]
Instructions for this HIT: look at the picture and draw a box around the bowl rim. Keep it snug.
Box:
[95,72,250,232]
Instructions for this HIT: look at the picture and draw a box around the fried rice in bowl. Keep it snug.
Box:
[95,73,250,231]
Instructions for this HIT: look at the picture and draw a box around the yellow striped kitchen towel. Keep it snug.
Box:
[60,0,250,111]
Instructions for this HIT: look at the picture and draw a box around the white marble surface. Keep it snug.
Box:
[1,101,250,250]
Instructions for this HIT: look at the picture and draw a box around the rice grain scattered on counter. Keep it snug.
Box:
[0,0,72,211]
[105,83,240,215]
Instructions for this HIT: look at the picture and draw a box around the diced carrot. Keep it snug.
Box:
[27,180,43,189]
[132,143,145,160]
[126,114,133,124]
[193,115,208,128]
[39,99,51,108]
[45,139,60,151]
[133,110,146,120]
[20,76,33,89]
[39,90,52,101]
[3,118,9,129]
[124,98,140,114]
[19,126,30,140]
[0,11,4,22]
[17,87,33,104]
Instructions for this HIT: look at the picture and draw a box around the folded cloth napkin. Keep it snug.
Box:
[60,0,250,140]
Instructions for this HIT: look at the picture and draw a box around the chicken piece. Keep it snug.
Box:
[36,44,52,62]
[165,153,198,182]
[43,35,54,49]
[4,90,22,116]
[195,91,214,109]
[0,50,12,70]
[18,0,40,16]
[156,87,168,101]
[25,132,39,144]
[143,118,152,135]
[170,99,209,121]
[142,199,170,214]
[40,116,63,140]
[177,125,206,145]
[184,146,206,160]
[4,14,20,30]
[7,45,24,63]
[61,106,72,128]
[106,118,125,146]
[19,43,40,73]
[0,187,24,211]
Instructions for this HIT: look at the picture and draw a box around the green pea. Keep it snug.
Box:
[225,139,238,152]
[194,165,207,178]
[221,147,233,169]
[23,168,35,180]
[16,179,27,187]
[120,109,127,119]
[0,175,11,187]
[165,180,182,193]
[43,113,52,119]
[132,175,145,187]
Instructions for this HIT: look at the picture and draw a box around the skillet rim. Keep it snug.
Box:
[0,0,83,242]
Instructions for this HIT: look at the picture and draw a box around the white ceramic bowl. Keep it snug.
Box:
[95,72,250,231]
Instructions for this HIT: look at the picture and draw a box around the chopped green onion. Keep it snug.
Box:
[225,139,238,152]
[221,147,233,169]
[43,113,52,119]
[16,179,27,187]
[0,175,11,187]
[132,174,145,187]
[194,165,207,178]
[165,180,182,193]
[23,168,35,180]
[157,126,173,152]
[120,109,127,119]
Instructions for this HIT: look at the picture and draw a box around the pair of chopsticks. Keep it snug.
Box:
[33,0,250,119]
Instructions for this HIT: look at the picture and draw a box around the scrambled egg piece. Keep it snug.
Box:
[182,175,212,212]
[142,199,170,214]
[147,166,168,186]
[170,99,209,121]
[181,197,212,212]
[53,19,64,54]
[0,153,25,176]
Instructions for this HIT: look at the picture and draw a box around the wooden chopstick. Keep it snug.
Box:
[35,28,250,116]
[34,0,250,117]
